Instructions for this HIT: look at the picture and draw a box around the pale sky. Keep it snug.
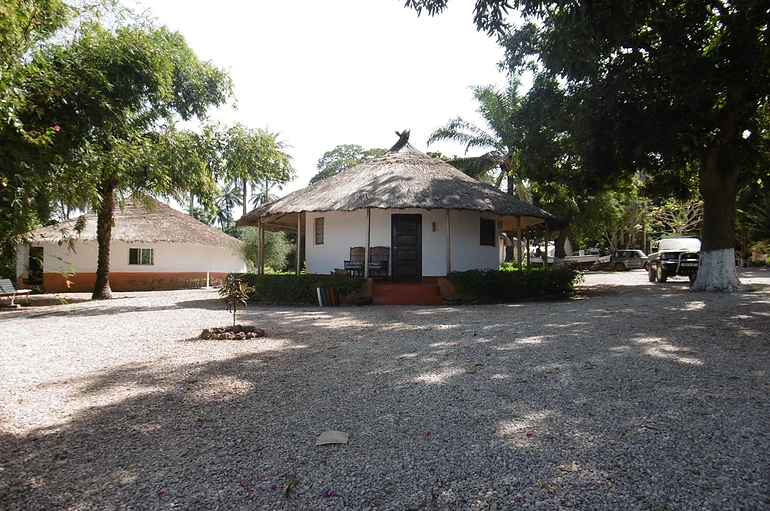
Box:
[130,0,513,197]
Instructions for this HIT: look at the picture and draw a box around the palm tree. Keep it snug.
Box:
[250,176,283,208]
[223,124,295,217]
[191,205,217,226]
[428,78,531,202]
[215,182,243,229]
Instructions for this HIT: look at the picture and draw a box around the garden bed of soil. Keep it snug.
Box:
[200,325,265,340]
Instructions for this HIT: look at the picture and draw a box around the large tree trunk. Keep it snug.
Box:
[242,179,248,217]
[690,140,743,292]
[552,227,570,267]
[92,180,116,300]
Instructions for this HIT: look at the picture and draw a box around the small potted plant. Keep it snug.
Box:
[201,276,264,340]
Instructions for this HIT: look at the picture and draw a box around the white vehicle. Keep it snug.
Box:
[563,248,608,269]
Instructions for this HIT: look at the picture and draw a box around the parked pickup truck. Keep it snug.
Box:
[647,238,701,283]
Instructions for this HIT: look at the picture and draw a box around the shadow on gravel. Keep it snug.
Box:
[1,278,769,510]
[577,269,770,300]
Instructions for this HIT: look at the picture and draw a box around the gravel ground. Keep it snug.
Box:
[1,270,769,511]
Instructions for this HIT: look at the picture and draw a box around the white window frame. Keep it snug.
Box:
[315,217,325,245]
[129,247,154,265]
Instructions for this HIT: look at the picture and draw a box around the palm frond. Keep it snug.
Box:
[427,118,499,154]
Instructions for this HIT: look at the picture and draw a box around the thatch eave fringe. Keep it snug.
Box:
[28,199,243,248]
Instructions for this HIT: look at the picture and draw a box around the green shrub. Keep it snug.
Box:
[447,267,583,302]
[229,273,366,304]
[237,227,293,272]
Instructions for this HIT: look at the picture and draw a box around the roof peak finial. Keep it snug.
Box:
[389,129,411,152]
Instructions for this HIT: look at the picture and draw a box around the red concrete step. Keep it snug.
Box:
[371,282,444,305]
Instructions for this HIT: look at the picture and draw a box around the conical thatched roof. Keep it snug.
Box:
[236,131,561,232]
[27,198,241,249]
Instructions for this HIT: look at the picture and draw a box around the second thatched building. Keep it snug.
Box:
[17,199,246,292]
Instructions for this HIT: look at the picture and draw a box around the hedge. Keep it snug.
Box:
[446,267,583,302]
[227,273,367,304]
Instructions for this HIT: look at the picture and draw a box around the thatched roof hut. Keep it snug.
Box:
[29,198,239,249]
[237,131,561,279]
[237,131,560,232]
[19,198,244,293]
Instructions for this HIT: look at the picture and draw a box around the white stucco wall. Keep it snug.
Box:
[16,240,245,278]
[448,210,500,272]
[304,209,499,276]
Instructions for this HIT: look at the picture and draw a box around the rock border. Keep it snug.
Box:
[200,325,265,340]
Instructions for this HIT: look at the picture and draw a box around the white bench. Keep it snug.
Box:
[0,278,32,306]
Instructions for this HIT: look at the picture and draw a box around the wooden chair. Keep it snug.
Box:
[368,246,389,279]
[0,278,31,307]
[344,247,365,276]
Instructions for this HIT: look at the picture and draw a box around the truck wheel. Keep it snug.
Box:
[657,264,668,283]
[648,266,657,282]
[615,262,625,272]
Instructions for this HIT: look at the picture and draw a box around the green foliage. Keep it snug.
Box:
[231,273,366,304]
[0,0,72,136]
[218,275,255,327]
[221,124,295,215]
[191,204,217,226]
[237,227,293,272]
[447,267,582,302]
[2,9,234,298]
[405,0,510,34]
[739,184,770,243]
[427,78,529,200]
[570,187,647,252]
[283,232,304,271]
[0,0,72,272]
[214,181,242,228]
[408,0,770,289]
[750,239,770,257]
[310,144,384,185]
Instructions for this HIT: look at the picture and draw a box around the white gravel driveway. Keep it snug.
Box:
[1,270,769,510]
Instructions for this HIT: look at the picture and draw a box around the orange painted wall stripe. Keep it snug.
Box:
[32,272,229,293]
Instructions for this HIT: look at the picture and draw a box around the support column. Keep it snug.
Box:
[526,236,531,267]
[445,209,452,275]
[517,216,523,271]
[364,208,371,279]
[258,218,265,275]
[296,213,301,275]
[543,223,550,267]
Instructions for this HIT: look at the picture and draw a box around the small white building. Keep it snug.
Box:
[237,131,560,283]
[17,199,245,292]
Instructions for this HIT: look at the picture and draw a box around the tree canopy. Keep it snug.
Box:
[310,144,384,184]
[221,124,295,216]
[428,79,531,201]
[1,2,234,297]
[407,0,770,291]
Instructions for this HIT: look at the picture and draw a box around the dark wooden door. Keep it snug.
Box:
[29,247,43,285]
[391,214,422,282]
